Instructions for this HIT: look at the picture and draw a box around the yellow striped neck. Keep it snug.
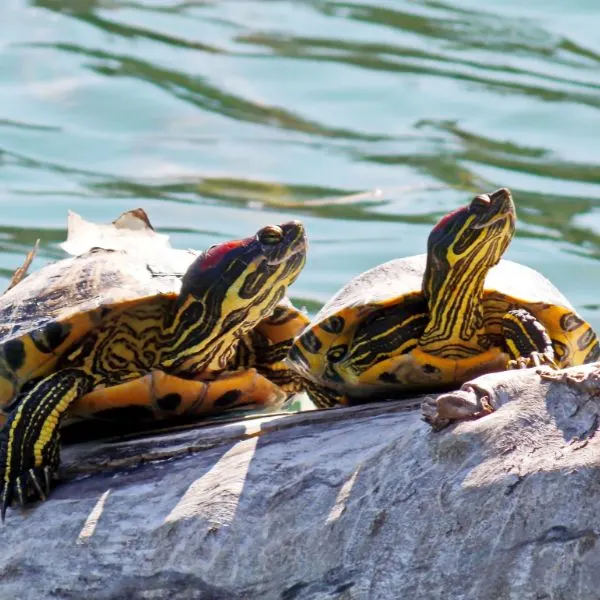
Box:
[159,274,287,373]
[419,264,488,357]
[417,189,515,358]
[160,295,223,372]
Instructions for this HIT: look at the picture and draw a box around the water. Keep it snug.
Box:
[2,0,600,332]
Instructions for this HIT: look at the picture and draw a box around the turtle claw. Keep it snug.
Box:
[508,352,556,371]
[0,484,12,523]
[0,426,60,522]
[21,465,55,503]
[0,465,56,522]
[29,468,47,501]
[15,479,25,507]
[44,466,53,497]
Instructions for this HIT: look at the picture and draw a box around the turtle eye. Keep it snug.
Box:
[258,225,283,246]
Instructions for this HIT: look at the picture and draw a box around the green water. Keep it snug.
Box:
[2,0,600,332]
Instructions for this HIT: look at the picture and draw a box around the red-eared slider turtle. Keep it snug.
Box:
[289,188,599,407]
[58,209,309,425]
[0,211,307,518]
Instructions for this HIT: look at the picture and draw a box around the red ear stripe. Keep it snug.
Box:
[199,239,246,271]
[431,205,467,233]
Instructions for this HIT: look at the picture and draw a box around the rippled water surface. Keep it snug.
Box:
[3,0,600,330]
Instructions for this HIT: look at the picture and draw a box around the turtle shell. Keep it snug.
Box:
[0,209,308,416]
[315,254,575,318]
[292,253,598,397]
[0,243,194,405]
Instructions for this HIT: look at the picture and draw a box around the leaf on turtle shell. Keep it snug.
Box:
[60,209,172,256]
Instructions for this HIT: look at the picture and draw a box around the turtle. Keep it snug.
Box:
[0,210,307,518]
[0,210,310,429]
[288,187,600,408]
[56,209,309,427]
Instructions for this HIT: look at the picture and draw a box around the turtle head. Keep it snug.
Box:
[424,188,515,297]
[181,220,306,317]
[419,188,515,352]
[164,221,307,370]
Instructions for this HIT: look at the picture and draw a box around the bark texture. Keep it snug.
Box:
[3,365,600,600]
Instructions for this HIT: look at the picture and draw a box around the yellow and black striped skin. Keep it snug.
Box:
[0,220,307,518]
[65,302,310,424]
[290,188,600,407]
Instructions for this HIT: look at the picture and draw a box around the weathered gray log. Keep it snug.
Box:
[2,364,600,600]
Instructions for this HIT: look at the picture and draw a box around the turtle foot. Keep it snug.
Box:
[0,465,55,522]
[508,351,556,370]
[0,427,60,522]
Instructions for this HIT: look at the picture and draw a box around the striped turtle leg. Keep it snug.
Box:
[232,329,306,396]
[230,305,311,396]
[0,368,95,520]
[68,368,288,422]
[503,308,556,369]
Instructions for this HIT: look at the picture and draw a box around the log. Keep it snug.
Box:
[2,365,600,599]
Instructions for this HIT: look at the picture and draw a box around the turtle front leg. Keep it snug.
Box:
[0,368,94,520]
[502,308,556,370]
